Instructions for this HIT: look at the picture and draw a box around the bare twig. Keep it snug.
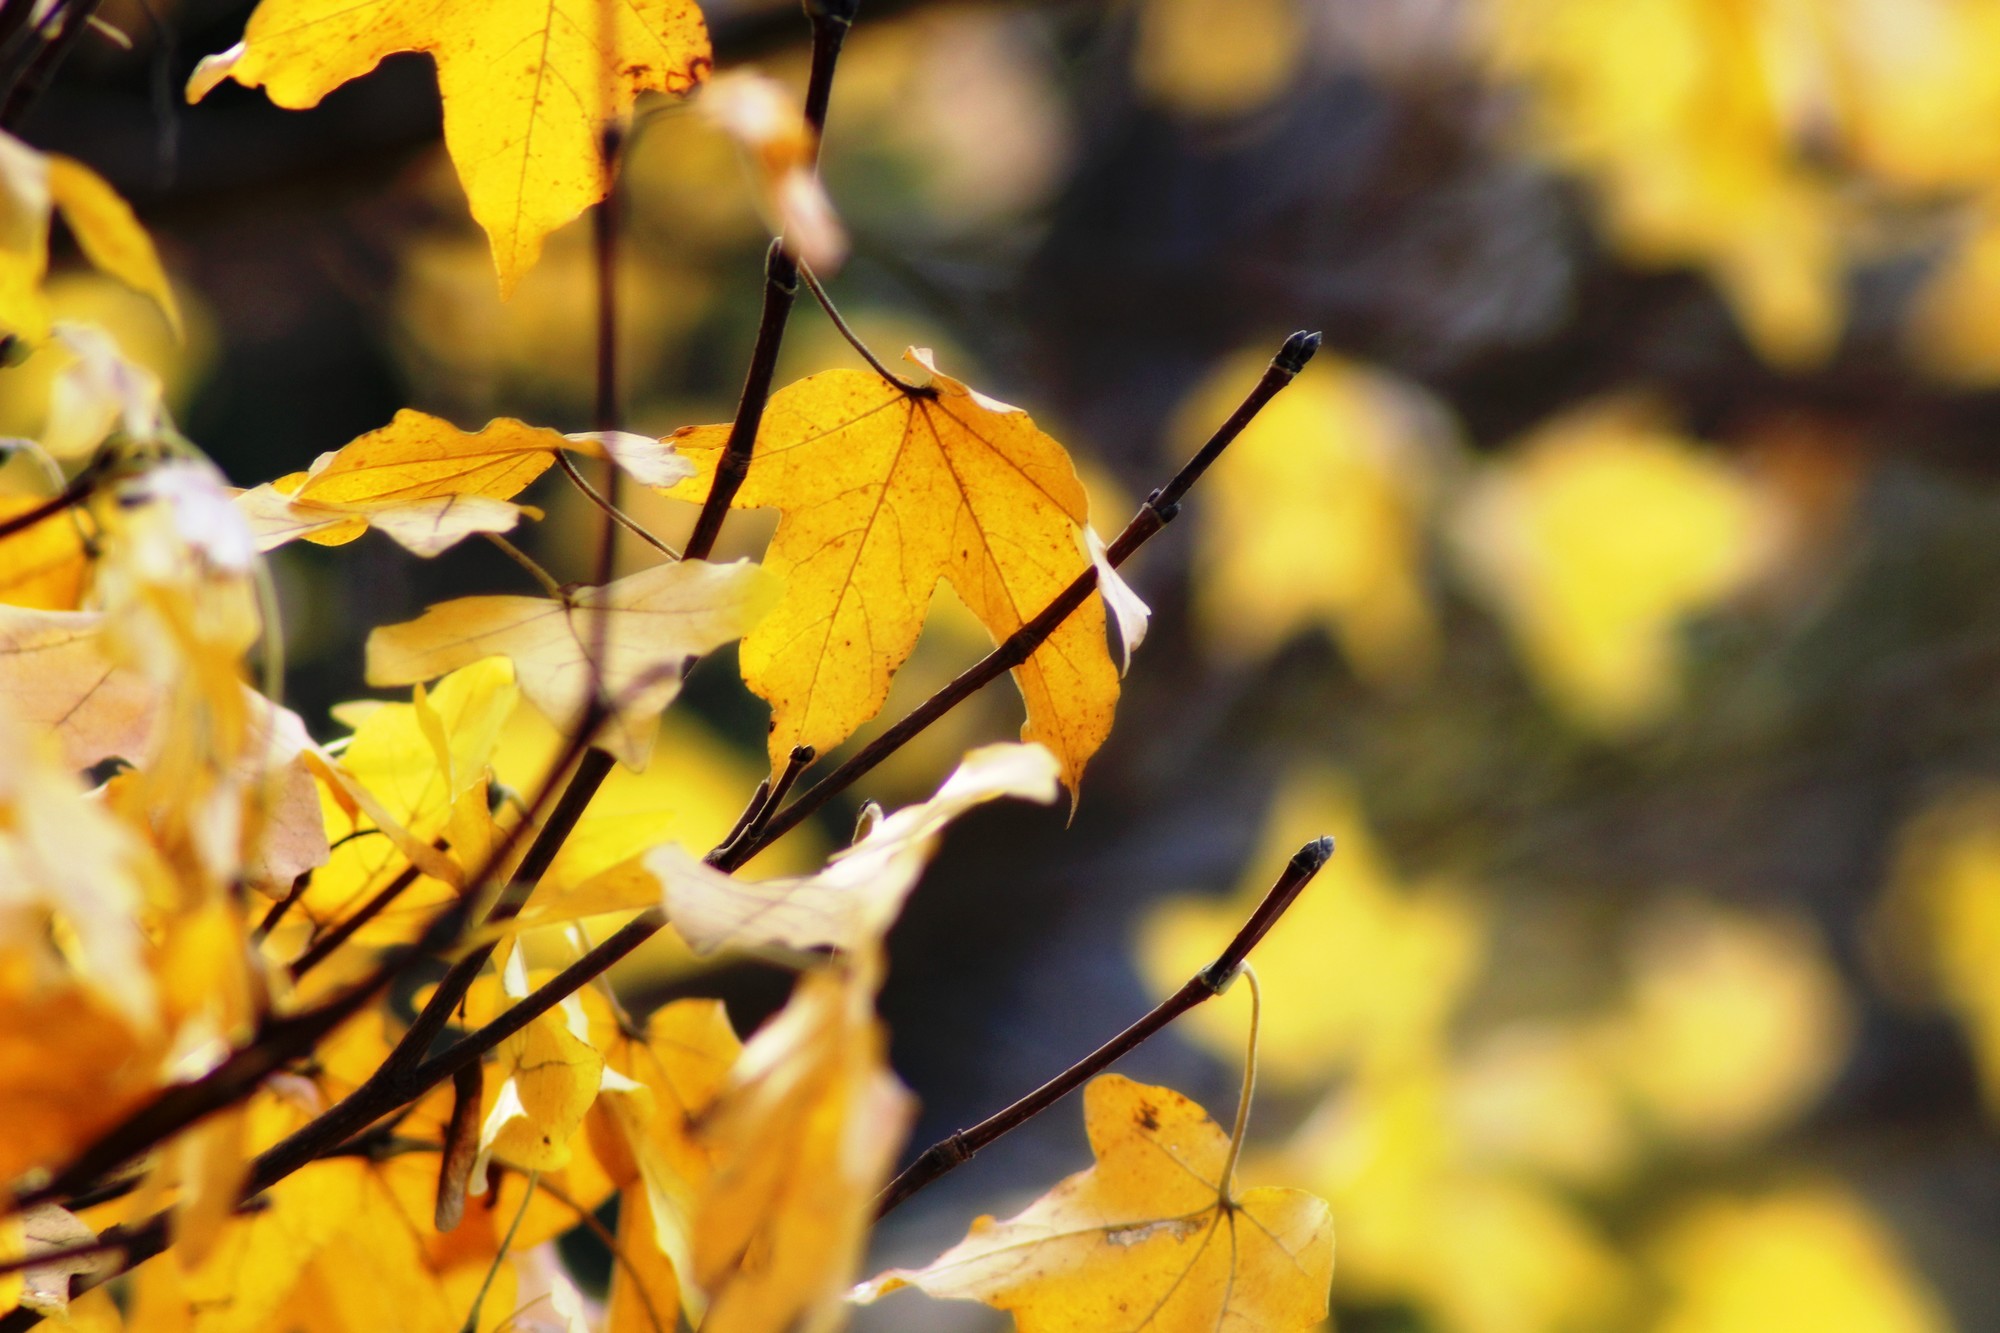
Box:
[873,837,1332,1218]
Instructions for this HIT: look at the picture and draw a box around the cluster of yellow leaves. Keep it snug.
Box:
[1180,345,1784,737]
[1132,765,1935,1333]
[1474,0,2000,375]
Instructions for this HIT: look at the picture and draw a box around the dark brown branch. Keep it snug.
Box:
[713,743,815,863]
[727,329,1322,864]
[0,452,111,543]
[288,858,427,980]
[0,0,101,129]
[432,1062,483,1232]
[590,122,625,587]
[874,835,1335,1218]
[682,1,852,562]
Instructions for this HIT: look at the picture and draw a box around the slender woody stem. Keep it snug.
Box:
[798,262,927,392]
[591,123,624,587]
[874,837,1330,1218]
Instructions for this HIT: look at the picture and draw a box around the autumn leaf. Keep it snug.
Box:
[472,951,606,1176]
[700,72,846,272]
[1449,398,1777,735]
[190,0,712,294]
[367,557,776,770]
[666,348,1119,793]
[856,1073,1335,1332]
[645,740,1060,956]
[696,958,913,1333]
[0,132,180,343]
[238,411,689,557]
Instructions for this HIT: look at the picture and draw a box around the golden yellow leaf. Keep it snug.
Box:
[606,1186,682,1333]
[0,133,179,343]
[646,740,1060,956]
[1882,784,2000,1114]
[1650,1186,1951,1333]
[474,952,606,1175]
[0,496,91,610]
[1137,766,1482,1087]
[856,1074,1334,1333]
[665,349,1119,793]
[46,156,183,340]
[1610,899,1849,1147]
[586,996,741,1328]
[190,0,712,295]
[696,958,912,1333]
[1179,348,1443,682]
[367,557,776,770]
[1450,398,1776,735]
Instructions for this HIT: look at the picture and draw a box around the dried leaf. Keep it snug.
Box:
[367,558,776,770]
[647,741,1060,956]
[856,1074,1334,1332]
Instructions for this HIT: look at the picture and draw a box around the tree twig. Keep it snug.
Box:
[798,261,927,393]
[873,837,1331,1218]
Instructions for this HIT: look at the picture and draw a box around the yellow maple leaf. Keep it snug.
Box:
[857,1073,1334,1332]
[585,995,741,1328]
[189,0,712,295]
[695,958,913,1333]
[1450,398,1777,735]
[645,740,1060,957]
[1137,766,1482,1087]
[473,952,606,1176]
[0,132,180,343]
[367,557,776,770]
[1178,347,1444,682]
[665,348,1119,793]
[1649,1185,1951,1333]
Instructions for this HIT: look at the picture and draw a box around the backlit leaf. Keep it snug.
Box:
[190,0,712,294]
[855,1074,1334,1332]
[367,558,776,770]
[665,348,1118,794]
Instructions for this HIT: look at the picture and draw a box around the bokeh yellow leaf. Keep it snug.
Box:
[1181,347,1444,682]
[1138,766,1482,1087]
[366,557,775,770]
[1650,1186,1952,1333]
[45,156,183,341]
[0,497,90,610]
[190,0,712,294]
[1610,898,1849,1147]
[665,349,1119,793]
[1451,398,1777,735]
[857,1073,1334,1332]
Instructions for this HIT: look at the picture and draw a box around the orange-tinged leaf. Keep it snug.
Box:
[856,1074,1335,1332]
[0,496,91,610]
[696,959,913,1333]
[665,349,1119,793]
[366,558,776,770]
[190,0,712,295]
[646,741,1060,956]
[607,1186,683,1333]
[0,608,153,768]
[46,156,183,340]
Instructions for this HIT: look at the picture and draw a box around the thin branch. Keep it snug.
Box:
[556,451,675,558]
[590,122,625,586]
[873,836,1332,1218]
[0,451,112,542]
[713,743,815,863]
[288,862,424,980]
[798,262,926,393]
[250,871,312,946]
[682,1,853,562]
[0,0,102,128]
[726,329,1323,866]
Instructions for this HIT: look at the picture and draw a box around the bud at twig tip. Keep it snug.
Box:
[1290,835,1335,875]
[1275,330,1321,375]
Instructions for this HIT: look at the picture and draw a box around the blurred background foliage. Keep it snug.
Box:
[11,0,2000,1328]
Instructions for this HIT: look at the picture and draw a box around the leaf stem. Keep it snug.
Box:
[1219,964,1261,1202]
[458,1170,536,1333]
[873,837,1331,1219]
[557,451,676,558]
[797,262,927,393]
[484,532,566,599]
